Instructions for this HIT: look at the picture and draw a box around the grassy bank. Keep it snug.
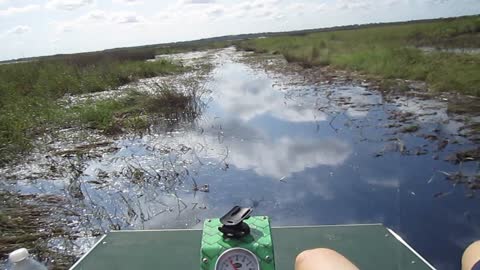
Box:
[0,52,183,165]
[237,15,480,96]
[71,89,198,135]
[156,40,231,55]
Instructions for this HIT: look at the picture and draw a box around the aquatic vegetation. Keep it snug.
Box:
[0,54,183,165]
[401,125,420,133]
[0,192,76,269]
[236,15,480,96]
[72,88,200,135]
[446,148,480,164]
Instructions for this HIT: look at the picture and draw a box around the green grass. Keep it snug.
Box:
[0,53,183,165]
[0,86,197,165]
[155,40,232,55]
[236,15,480,96]
[70,89,197,135]
[401,125,420,133]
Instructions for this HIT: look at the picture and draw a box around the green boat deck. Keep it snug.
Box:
[70,224,435,270]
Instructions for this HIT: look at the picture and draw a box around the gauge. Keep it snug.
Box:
[215,247,260,270]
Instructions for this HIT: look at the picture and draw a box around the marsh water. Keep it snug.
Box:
[1,48,479,269]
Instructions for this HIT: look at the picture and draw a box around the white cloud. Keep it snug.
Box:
[256,10,273,17]
[6,25,31,35]
[226,0,289,20]
[111,12,144,24]
[336,0,372,10]
[57,22,75,32]
[237,1,263,10]
[153,11,172,21]
[288,3,305,11]
[141,117,351,179]
[53,10,145,33]
[315,3,328,12]
[46,0,94,11]
[116,14,142,24]
[367,178,400,188]
[385,0,403,6]
[206,6,224,17]
[189,119,351,178]
[226,136,352,178]
[86,10,107,20]
[0,4,40,16]
[180,0,215,4]
[112,0,143,5]
[274,14,285,21]
[152,0,285,23]
[212,73,325,122]
[280,3,306,16]
[238,0,280,11]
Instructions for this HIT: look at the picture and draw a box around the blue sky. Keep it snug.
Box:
[0,0,478,60]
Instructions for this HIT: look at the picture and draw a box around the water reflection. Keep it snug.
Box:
[191,120,352,178]
[211,63,326,123]
[2,48,479,270]
[223,136,350,178]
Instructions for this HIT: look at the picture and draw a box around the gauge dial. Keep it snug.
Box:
[215,248,260,270]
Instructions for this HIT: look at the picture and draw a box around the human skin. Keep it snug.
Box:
[295,248,360,270]
[463,241,480,270]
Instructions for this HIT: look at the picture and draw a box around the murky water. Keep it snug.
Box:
[2,48,479,269]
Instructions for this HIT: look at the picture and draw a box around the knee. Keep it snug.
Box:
[465,241,480,251]
[295,248,359,270]
[462,241,480,270]
[296,248,337,265]
[464,240,480,258]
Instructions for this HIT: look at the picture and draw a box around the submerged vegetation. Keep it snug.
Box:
[237,15,480,96]
[72,89,198,135]
[0,51,185,165]
[0,192,76,268]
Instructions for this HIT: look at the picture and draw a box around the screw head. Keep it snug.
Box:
[207,219,211,222]
[202,258,208,264]
[265,255,271,262]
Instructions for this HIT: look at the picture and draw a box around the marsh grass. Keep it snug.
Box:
[72,88,199,135]
[0,51,183,165]
[0,192,76,269]
[155,40,231,55]
[236,15,480,96]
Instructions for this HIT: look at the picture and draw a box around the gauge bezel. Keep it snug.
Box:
[214,247,261,270]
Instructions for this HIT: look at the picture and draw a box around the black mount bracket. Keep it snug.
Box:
[218,206,252,239]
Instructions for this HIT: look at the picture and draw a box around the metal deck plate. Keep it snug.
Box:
[71,224,434,270]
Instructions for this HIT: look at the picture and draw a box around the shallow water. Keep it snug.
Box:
[2,48,479,269]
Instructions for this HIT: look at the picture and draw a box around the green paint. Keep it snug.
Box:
[201,216,275,270]
[72,225,433,270]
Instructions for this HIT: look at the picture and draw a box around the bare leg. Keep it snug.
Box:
[463,241,480,270]
[295,248,359,270]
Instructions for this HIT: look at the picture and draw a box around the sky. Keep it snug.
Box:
[0,0,479,61]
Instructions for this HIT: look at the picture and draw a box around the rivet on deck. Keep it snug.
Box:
[265,255,271,262]
[202,258,208,264]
